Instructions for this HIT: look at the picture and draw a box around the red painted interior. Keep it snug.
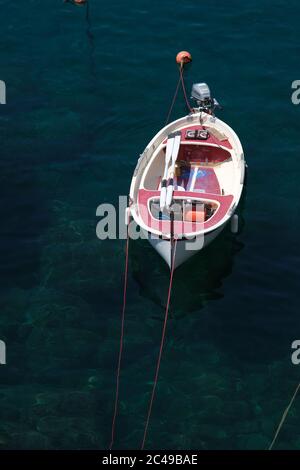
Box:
[137,189,233,236]
[163,125,232,149]
[176,144,231,164]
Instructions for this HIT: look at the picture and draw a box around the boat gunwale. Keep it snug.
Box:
[129,111,245,238]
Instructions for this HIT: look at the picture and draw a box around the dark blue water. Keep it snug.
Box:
[0,0,299,450]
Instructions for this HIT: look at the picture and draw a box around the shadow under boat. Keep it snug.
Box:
[130,188,247,317]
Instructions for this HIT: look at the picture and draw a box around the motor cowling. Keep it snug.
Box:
[191,82,222,113]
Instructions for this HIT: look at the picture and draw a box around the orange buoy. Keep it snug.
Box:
[176,51,192,66]
[64,0,88,5]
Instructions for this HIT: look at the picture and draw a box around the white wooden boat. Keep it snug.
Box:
[128,83,246,269]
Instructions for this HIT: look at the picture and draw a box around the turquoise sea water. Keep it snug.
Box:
[0,0,300,450]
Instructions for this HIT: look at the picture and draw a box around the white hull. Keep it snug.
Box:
[129,107,245,270]
[145,223,225,269]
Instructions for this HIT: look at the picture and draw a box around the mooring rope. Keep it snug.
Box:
[268,382,300,450]
[109,228,130,450]
[179,64,194,114]
[141,238,178,450]
[109,55,189,449]
[165,74,181,125]
[165,64,194,125]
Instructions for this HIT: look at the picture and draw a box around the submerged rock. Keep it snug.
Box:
[19,431,50,450]
[26,327,99,371]
[237,433,269,450]
[36,416,102,449]
[24,288,96,329]
[224,400,252,421]
[198,424,228,441]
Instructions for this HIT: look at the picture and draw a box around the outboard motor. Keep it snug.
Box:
[191,83,222,114]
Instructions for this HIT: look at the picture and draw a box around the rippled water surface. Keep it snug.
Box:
[0,0,299,450]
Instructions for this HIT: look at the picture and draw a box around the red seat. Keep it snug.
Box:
[137,189,233,235]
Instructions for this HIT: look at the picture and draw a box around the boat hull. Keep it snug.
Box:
[144,223,226,269]
[130,110,245,269]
